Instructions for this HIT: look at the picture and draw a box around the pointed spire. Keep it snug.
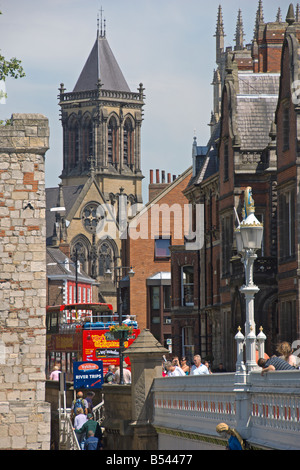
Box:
[286,3,295,25]
[214,5,225,66]
[215,4,225,36]
[276,7,282,23]
[296,4,300,22]
[254,0,264,39]
[235,9,244,51]
[256,0,264,24]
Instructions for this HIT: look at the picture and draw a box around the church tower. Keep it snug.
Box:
[58,17,145,208]
[48,15,145,309]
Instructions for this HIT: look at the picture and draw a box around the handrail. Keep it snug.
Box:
[93,400,105,425]
[59,409,81,450]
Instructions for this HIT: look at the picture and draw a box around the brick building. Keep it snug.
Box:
[169,3,300,370]
[46,246,98,306]
[275,8,300,344]
[122,167,192,349]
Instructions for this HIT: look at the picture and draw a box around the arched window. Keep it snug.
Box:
[70,238,89,275]
[123,118,133,166]
[108,116,118,165]
[68,117,80,168]
[82,116,93,168]
[98,240,115,277]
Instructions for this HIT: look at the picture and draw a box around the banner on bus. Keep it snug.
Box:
[73,361,103,389]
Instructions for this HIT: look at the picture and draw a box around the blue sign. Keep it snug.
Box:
[73,361,103,389]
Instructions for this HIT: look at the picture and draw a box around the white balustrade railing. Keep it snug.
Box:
[152,370,300,450]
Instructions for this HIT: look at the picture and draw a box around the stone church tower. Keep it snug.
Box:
[46,18,145,309]
[58,22,144,198]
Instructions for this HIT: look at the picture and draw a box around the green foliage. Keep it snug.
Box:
[0,11,25,82]
[0,54,25,81]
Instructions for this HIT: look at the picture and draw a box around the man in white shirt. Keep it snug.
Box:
[165,361,185,377]
[190,355,209,375]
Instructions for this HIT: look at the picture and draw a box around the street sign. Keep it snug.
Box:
[73,361,103,389]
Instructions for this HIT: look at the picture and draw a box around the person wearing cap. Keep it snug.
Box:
[74,413,103,449]
[216,423,246,450]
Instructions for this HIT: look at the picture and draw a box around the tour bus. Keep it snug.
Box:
[46,302,140,380]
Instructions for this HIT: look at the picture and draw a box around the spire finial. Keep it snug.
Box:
[286,3,295,25]
[98,6,106,37]
[235,9,244,51]
[296,4,300,22]
[215,5,225,36]
[253,0,264,40]
[276,7,282,23]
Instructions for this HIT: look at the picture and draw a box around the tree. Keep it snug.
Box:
[0,11,25,122]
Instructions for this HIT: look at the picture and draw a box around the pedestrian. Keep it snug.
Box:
[71,391,88,420]
[172,356,180,367]
[104,365,116,383]
[74,413,103,449]
[255,344,269,364]
[85,391,95,414]
[258,356,296,375]
[49,365,60,381]
[276,341,297,367]
[214,362,227,373]
[115,361,132,384]
[164,361,185,377]
[216,422,247,450]
[204,361,212,374]
[83,430,100,450]
[180,357,190,375]
[190,355,209,375]
[74,408,87,450]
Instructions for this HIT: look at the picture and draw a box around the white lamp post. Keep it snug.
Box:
[234,187,264,374]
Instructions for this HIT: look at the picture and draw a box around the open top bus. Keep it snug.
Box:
[46,302,140,380]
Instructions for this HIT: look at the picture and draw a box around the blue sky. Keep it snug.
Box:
[0,0,293,202]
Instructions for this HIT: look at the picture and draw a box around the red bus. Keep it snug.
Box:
[46,302,140,380]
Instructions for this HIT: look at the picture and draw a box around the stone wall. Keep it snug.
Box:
[0,114,51,449]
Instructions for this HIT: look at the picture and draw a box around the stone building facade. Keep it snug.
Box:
[169,3,300,370]
[46,24,145,311]
[0,114,51,449]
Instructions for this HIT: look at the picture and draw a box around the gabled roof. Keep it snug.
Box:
[73,34,131,93]
[47,246,96,283]
[46,185,84,244]
[129,166,193,224]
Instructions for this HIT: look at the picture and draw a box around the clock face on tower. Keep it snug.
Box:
[81,202,102,233]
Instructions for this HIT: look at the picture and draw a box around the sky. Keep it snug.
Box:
[0,0,293,203]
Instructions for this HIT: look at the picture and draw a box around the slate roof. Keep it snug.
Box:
[47,246,95,283]
[238,73,280,95]
[236,73,280,150]
[236,95,279,150]
[187,122,220,188]
[73,35,131,92]
[46,185,84,245]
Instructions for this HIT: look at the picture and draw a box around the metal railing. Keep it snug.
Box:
[59,409,81,450]
[152,370,300,450]
[58,399,105,450]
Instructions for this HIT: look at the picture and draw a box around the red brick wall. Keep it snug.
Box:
[127,172,192,331]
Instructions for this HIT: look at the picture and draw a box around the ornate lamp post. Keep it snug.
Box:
[105,265,135,384]
[234,188,264,374]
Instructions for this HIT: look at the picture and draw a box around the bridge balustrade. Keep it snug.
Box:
[152,370,300,450]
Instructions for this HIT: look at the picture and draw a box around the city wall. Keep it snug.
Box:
[0,114,51,450]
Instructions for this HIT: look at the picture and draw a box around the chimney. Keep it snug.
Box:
[150,169,153,184]
[156,169,160,183]
[162,170,165,183]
